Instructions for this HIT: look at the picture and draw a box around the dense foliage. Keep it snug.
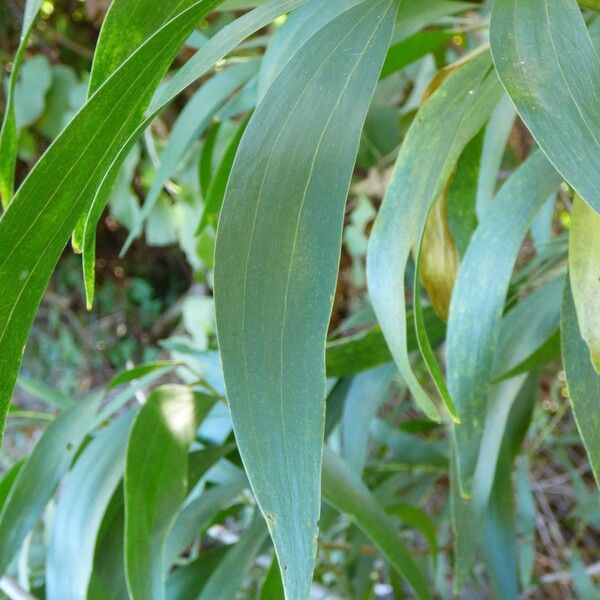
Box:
[2,0,600,598]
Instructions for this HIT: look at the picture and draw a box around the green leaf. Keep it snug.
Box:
[562,279,600,489]
[490,0,600,214]
[569,196,600,373]
[0,462,23,515]
[107,361,182,389]
[367,50,503,422]
[197,515,269,600]
[258,556,285,600]
[325,308,445,378]
[214,2,397,597]
[0,396,100,574]
[76,0,306,305]
[0,0,224,446]
[322,450,432,600]
[46,410,135,600]
[446,151,561,496]
[0,0,43,207]
[196,113,250,235]
[124,385,216,600]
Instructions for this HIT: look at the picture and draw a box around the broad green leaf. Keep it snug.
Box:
[490,0,600,214]
[342,364,395,473]
[46,410,135,600]
[196,113,250,235]
[198,516,269,600]
[258,557,285,599]
[325,308,445,378]
[322,450,432,600]
[75,0,306,305]
[121,60,259,257]
[562,280,600,488]
[0,0,43,207]
[569,196,600,373]
[447,151,561,496]
[125,385,216,600]
[214,2,397,597]
[0,0,223,446]
[367,50,503,422]
[0,396,100,574]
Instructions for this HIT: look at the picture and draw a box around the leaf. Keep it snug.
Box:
[214,2,397,597]
[367,50,503,422]
[569,196,600,373]
[322,449,433,600]
[107,360,182,389]
[0,462,23,514]
[196,113,250,235]
[490,0,600,214]
[121,60,259,257]
[197,515,269,600]
[0,0,43,207]
[45,410,135,600]
[124,385,216,600]
[446,150,561,496]
[198,121,221,199]
[0,0,224,446]
[0,396,100,574]
[325,308,445,378]
[258,556,285,600]
[76,0,306,305]
[342,364,395,474]
[562,279,600,488]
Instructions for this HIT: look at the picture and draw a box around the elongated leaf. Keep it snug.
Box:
[125,385,216,600]
[45,410,135,600]
[121,60,259,257]
[447,151,561,496]
[0,396,100,574]
[198,516,269,600]
[342,364,395,474]
[76,0,306,305]
[0,0,43,207]
[259,557,285,600]
[166,547,228,600]
[214,2,397,597]
[0,0,223,446]
[325,308,445,378]
[367,50,503,422]
[562,280,600,488]
[569,196,600,373]
[0,463,23,514]
[490,0,600,214]
[108,361,182,389]
[322,450,432,600]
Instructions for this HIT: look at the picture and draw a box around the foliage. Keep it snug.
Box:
[2,0,600,598]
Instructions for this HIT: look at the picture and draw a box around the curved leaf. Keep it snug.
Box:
[124,385,216,600]
[367,50,503,422]
[0,396,100,574]
[490,0,600,214]
[0,0,223,445]
[214,2,397,597]
[446,151,561,496]
[46,410,135,600]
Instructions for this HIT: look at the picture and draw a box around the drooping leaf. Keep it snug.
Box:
[214,2,398,597]
[46,410,135,600]
[124,385,216,600]
[0,396,100,574]
[75,0,307,306]
[322,449,432,600]
[562,280,600,488]
[107,361,182,389]
[490,0,600,214]
[446,150,561,496]
[569,196,600,373]
[367,50,503,422]
[0,0,43,207]
[0,0,224,446]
